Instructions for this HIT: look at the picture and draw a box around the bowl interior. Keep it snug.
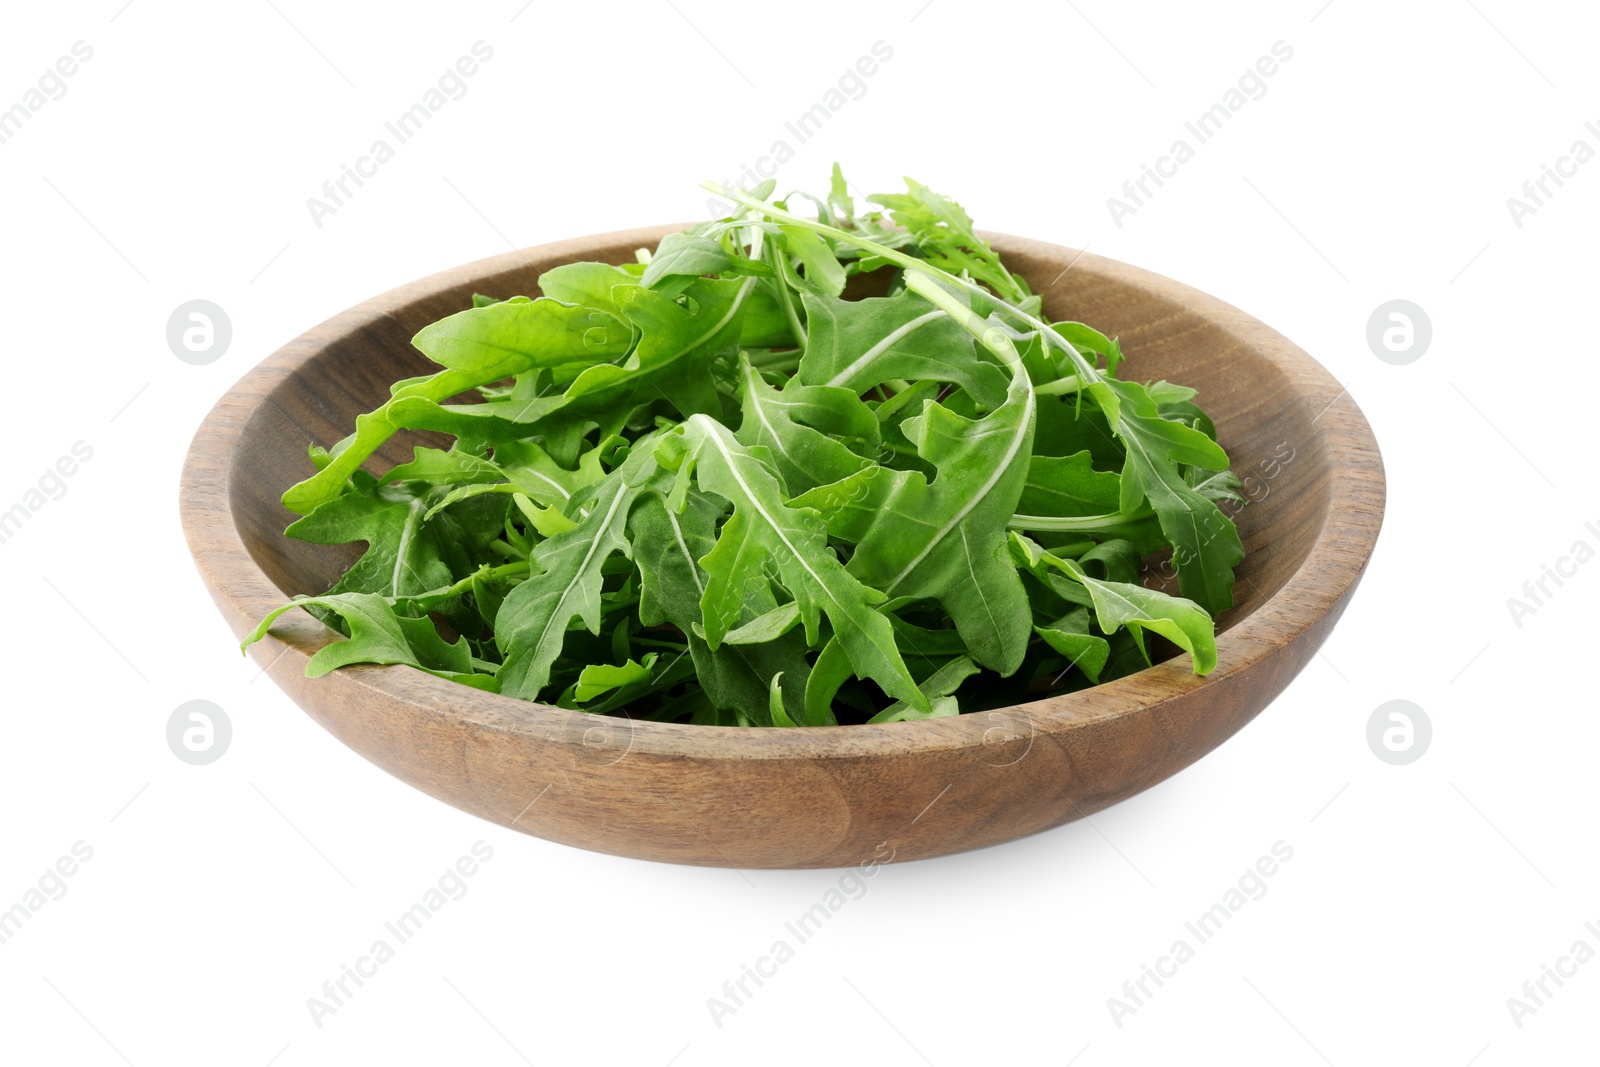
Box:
[232,234,1329,661]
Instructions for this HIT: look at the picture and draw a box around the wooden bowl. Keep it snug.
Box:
[180,226,1384,869]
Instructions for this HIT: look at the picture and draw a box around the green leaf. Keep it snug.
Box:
[870,177,1030,304]
[1020,321,1123,383]
[866,656,977,723]
[286,480,460,599]
[1099,378,1242,615]
[1014,535,1216,675]
[786,465,888,544]
[797,288,1006,409]
[1072,564,1217,675]
[281,297,632,515]
[733,353,875,494]
[1034,611,1110,685]
[493,447,659,700]
[827,162,855,222]
[642,231,734,288]
[240,593,495,689]
[1017,450,1122,518]
[537,261,638,317]
[840,275,1038,675]
[568,652,697,716]
[493,437,613,509]
[778,224,847,297]
[889,614,973,659]
[669,415,926,712]
[573,655,658,703]
[717,601,801,645]
[768,673,799,728]
[379,446,503,488]
[628,489,812,727]
[513,491,575,537]
[412,297,632,377]
[803,639,853,727]
[1079,538,1142,585]
[561,276,756,420]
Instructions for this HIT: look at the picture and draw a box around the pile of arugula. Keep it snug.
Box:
[243,167,1245,726]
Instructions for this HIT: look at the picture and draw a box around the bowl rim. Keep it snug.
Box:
[180,224,1385,763]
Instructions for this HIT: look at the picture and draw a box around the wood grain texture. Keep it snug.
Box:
[179,226,1385,868]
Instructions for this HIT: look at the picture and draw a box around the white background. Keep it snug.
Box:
[1,1,1594,1064]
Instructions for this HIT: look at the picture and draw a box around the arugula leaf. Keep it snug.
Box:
[412,296,630,377]
[240,593,495,689]
[1100,377,1243,614]
[804,639,854,727]
[839,273,1037,675]
[282,297,632,515]
[733,354,876,494]
[572,655,658,703]
[493,446,659,700]
[1016,450,1123,519]
[1011,533,1216,674]
[797,288,1006,409]
[666,415,927,712]
[778,224,847,297]
[536,260,637,316]
[717,601,801,645]
[628,489,812,727]
[561,276,755,420]
[768,674,799,728]
[867,656,978,723]
[869,177,1031,305]
[286,479,466,599]
[1073,566,1217,674]
[642,231,736,288]
[1035,607,1110,685]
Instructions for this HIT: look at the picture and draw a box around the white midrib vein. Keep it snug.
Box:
[744,371,795,469]
[558,276,758,400]
[392,497,428,593]
[529,482,632,651]
[667,507,705,597]
[885,388,1035,594]
[959,525,1002,637]
[701,423,836,608]
[522,468,572,500]
[1083,577,1159,625]
[672,277,757,364]
[825,309,943,388]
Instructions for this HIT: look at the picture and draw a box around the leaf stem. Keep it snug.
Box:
[1036,376,1085,396]
[1008,507,1155,532]
[402,561,532,610]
